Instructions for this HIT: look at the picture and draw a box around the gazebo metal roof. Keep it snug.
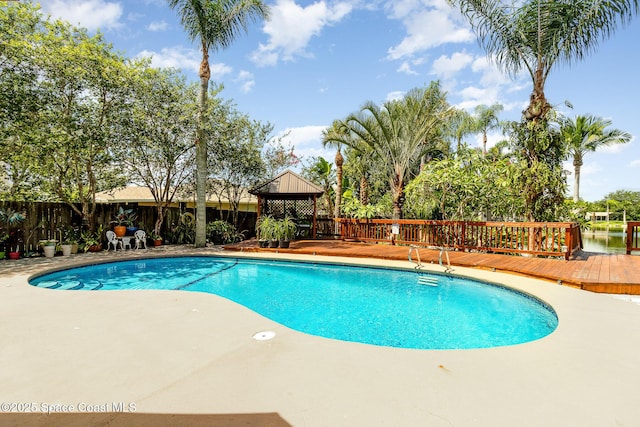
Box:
[249,170,324,196]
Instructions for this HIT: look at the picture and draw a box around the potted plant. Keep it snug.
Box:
[277,216,297,249]
[258,215,279,248]
[111,207,136,237]
[61,226,80,255]
[0,208,26,259]
[81,225,104,252]
[149,231,162,246]
[0,232,7,260]
[256,216,271,248]
[41,239,57,258]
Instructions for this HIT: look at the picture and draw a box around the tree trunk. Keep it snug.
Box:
[482,131,487,154]
[391,173,403,220]
[573,159,582,203]
[333,149,343,234]
[360,176,369,206]
[523,68,550,123]
[155,204,164,236]
[194,53,210,248]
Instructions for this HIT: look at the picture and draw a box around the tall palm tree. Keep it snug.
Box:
[560,115,631,202]
[168,0,269,247]
[448,0,639,123]
[473,103,503,154]
[322,120,348,228]
[342,83,451,219]
[448,108,476,152]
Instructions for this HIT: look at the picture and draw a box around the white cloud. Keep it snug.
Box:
[455,85,500,111]
[250,0,353,67]
[147,21,168,32]
[471,56,513,87]
[397,61,418,75]
[385,1,473,60]
[386,91,405,102]
[41,0,123,31]
[431,51,473,79]
[630,159,640,168]
[235,70,256,93]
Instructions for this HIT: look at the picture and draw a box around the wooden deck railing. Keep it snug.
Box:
[336,219,582,260]
[626,221,640,254]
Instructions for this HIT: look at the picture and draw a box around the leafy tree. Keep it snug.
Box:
[27,14,129,227]
[598,190,640,220]
[339,82,452,219]
[261,136,300,178]
[505,115,567,221]
[208,106,274,227]
[449,0,639,123]
[559,114,631,202]
[168,0,270,247]
[0,3,49,200]
[405,147,519,220]
[117,65,197,237]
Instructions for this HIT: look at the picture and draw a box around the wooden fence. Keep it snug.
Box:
[627,221,640,254]
[0,201,257,254]
[336,219,582,260]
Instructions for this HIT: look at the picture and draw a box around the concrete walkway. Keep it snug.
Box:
[1,246,640,426]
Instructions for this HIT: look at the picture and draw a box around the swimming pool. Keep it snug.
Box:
[29,257,558,350]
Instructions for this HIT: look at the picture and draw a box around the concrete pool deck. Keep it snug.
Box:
[1,246,640,426]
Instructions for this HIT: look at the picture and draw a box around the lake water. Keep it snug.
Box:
[581,230,627,254]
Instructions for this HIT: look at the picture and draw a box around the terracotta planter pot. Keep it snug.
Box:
[153,239,162,247]
[113,225,126,237]
[88,244,103,252]
[8,252,19,260]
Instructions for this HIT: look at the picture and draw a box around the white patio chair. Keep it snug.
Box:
[106,230,121,251]
[134,229,147,249]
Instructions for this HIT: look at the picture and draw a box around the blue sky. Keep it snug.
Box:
[36,0,640,202]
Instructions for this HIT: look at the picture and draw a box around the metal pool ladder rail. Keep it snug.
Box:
[439,248,454,273]
[408,245,422,269]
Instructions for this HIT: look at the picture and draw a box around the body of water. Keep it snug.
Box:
[581,230,627,254]
[29,257,558,350]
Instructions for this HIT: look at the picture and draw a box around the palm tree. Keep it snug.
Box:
[473,103,503,154]
[342,83,451,219]
[322,120,348,229]
[448,108,476,152]
[168,0,269,247]
[560,115,631,202]
[449,0,639,123]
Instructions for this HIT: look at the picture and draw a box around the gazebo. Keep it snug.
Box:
[249,170,325,238]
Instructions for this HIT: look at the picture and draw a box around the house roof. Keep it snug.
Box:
[249,170,324,196]
[95,186,257,205]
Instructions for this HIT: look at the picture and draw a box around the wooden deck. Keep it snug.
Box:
[225,239,640,295]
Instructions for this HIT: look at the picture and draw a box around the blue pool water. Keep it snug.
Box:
[29,257,558,349]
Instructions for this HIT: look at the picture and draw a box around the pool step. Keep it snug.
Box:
[417,276,439,286]
[40,281,103,291]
